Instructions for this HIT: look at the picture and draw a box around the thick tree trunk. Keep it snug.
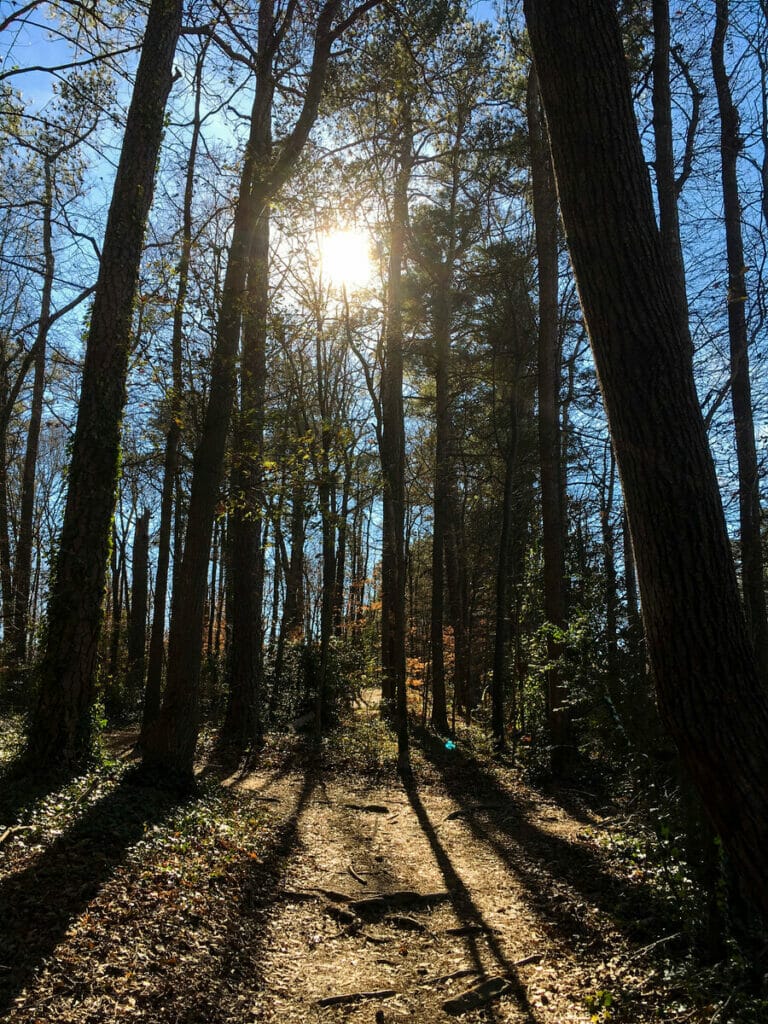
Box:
[221,199,271,749]
[711,0,768,679]
[525,0,768,920]
[26,0,183,770]
[526,69,570,768]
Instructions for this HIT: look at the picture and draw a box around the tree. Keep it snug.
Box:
[526,68,570,768]
[26,0,184,771]
[711,0,768,678]
[141,38,211,745]
[143,0,380,780]
[524,0,768,918]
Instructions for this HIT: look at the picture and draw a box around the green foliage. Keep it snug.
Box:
[585,988,613,1022]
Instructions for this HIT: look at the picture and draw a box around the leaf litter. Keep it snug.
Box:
[0,715,763,1023]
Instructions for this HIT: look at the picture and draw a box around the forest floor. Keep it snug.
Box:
[0,697,764,1024]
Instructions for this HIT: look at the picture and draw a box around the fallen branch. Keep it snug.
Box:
[626,932,683,961]
[344,803,390,814]
[317,989,397,1007]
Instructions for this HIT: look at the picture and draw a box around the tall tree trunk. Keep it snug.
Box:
[222,188,271,749]
[0,360,14,649]
[525,0,768,920]
[711,0,768,679]
[141,43,207,744]
[526,68,570,769]
[492,390,518,750]
[126,509,150,703]
[10,155,54,670]
[651,0,690,326]
[26,0,183,770]
[430,279,451,734]
[333,458,351,635]
[107,525,124,685]
[600,447,619,697]
[380,105,413,766]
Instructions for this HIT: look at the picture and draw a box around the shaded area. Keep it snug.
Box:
[401,760,537,1022]
[413,726,679,947]
[166,767,318,1024]
[0,773,180,1015]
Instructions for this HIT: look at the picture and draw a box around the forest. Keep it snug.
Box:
[1,0,768,1020]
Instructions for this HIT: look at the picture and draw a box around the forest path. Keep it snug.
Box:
[227,719,649,1023]
[0,708,682,1023]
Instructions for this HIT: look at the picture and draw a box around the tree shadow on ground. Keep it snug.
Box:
[166,768,318,1024]
[0,760,82,833]
[401,761,537,1023]
[0,771,180,1015]
[412,726,678,948]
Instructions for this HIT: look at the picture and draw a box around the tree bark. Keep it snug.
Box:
[221,184,271,750]
[10,155,54,670]
[711,0,768,679]
[526,68,570,768]
[380,102,413,766]
[651,0,689,327]
[430,276,451,734]
[27,0,183,770]
[141,41,207,744]
[126,509,150,702]
[491,391,517,749]
[525,0,768,919]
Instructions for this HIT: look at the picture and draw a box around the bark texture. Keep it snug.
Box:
[525,0,768,918]
[526,69,569,767]
[27,0,183,770]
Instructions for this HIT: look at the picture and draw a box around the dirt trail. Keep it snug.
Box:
[228,731,645,1023]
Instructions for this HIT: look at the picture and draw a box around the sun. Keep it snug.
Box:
[318,228,372,290]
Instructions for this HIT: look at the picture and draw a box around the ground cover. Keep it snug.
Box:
[0,708,764,1022]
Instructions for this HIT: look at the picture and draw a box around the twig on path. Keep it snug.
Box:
[626,932,683,961]
[347,864,368,886]
[316,989,397,1007]
[0,825,35,846]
